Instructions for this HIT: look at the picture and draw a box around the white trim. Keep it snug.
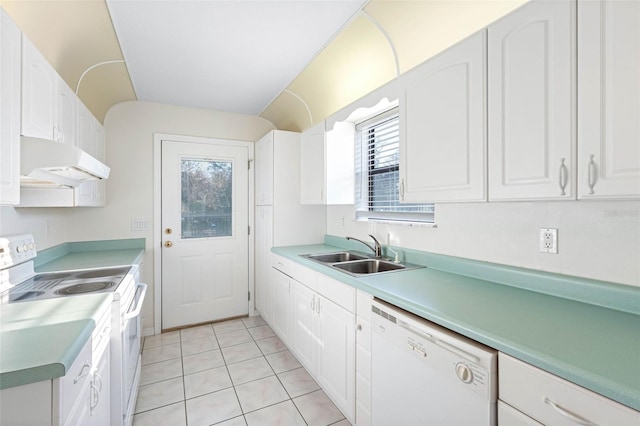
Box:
[153,133,255,334]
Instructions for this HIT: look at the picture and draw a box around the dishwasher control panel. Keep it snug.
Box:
[372,299,497,400]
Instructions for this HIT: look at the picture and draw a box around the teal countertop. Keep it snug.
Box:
[0,294,111,389]
[273,238,640,412]
[35,238,145,272]
[0,238,145,390]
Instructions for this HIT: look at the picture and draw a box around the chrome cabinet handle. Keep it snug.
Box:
[543,397,597,426]
[400,178,405,201]
[74,361,92,384]
[587,155,596,194]
[316,298,321,315]
[311,295,315,311]
[558,158,568,195]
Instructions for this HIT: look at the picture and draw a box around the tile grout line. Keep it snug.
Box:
[137,318,348,426]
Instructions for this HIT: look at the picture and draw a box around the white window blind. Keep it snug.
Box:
[355,108,434,222]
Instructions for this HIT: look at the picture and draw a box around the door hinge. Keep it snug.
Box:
[248,225,251,235]
[248,159,253,170]
[248,291,251,301]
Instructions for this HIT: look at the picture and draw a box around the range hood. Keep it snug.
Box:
[20,137,110,188]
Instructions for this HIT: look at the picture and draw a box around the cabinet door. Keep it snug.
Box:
[255,206,273,321]
[317,296,355,423]
[400,30,486,202]
[255,131,273,206]
[290,280,317,374]
[77,101,94,155]
[0,9,21,205]
[300,122,326,204]
[21,35,56,140]
[56,76,76,146]
[92,122,106,206]
[578,0,640,199]
[270,268,290,345]
[488,1,575,200]
[89,349,110,426]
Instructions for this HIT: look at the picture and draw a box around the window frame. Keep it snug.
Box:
[354,108,434,224]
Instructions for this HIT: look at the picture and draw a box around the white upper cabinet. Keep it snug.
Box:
[21,34,57,141]
[578,0,640,199]
[75,101,106,207]
[488,0,576,201]
[22,34,78,146]
[400,30,487,203]
[300,121,326,204]
[55,75,76,146]
[0,8,21,205]
[255,131,274,206]
[300,120,355,205]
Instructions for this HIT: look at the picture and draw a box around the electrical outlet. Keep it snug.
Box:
[539,228,558,254]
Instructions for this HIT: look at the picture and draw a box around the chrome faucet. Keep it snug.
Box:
[346,234,383,258]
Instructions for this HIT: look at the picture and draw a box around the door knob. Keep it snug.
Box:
[165,228,172,234]
[164,241,173,248]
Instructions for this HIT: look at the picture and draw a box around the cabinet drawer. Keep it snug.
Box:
[317,275,354,313]
[498,401,542,425]
[271,253,290,275]
[56,337,93,423]
[92,306,111,364]
[356,290,373,321]
[290,262,318,292]
[499,353,640,425]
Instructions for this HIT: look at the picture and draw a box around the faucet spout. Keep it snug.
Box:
[346,234,383,258]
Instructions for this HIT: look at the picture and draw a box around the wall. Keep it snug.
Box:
[261,0,528,131]
[0,207,70,249]
[327,200,640,287]
[1,101,274,332]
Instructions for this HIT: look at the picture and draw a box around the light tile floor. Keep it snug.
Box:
[134,316,351,426]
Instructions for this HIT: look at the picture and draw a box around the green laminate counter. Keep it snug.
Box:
[272,241,640,412]
[35,238,145,272]
[0,238,145,390]
[0,294,111,389]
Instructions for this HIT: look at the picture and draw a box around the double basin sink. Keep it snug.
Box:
[301,251,423,277]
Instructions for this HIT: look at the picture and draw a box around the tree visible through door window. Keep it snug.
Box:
[181,159,232,238]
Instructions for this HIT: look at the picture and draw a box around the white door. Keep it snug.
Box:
[161,139,250,330]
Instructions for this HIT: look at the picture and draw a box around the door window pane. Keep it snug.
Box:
[181,159,232,238]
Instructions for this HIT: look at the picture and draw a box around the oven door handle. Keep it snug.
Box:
[124,283,148,321]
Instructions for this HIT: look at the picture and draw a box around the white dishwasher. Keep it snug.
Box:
[371,299,497,426]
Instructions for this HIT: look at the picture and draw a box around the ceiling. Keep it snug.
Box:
[1,0,526,130]
[106,0,366,116]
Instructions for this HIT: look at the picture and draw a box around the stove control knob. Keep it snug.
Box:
[456,362,473,384]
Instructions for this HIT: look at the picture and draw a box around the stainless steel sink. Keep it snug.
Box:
[332,259,406,274]
[301,251,424,277]
[303,252,369,263]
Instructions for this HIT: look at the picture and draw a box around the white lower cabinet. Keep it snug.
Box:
[288,278,355,423]
[271,268,291,345]
[269,260,356,424]
[355,290,373,426]
[498,352,640,425]
[0,305,111,426]
[497,401,542,426]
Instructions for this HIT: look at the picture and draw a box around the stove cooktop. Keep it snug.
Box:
[1,266,131,304]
